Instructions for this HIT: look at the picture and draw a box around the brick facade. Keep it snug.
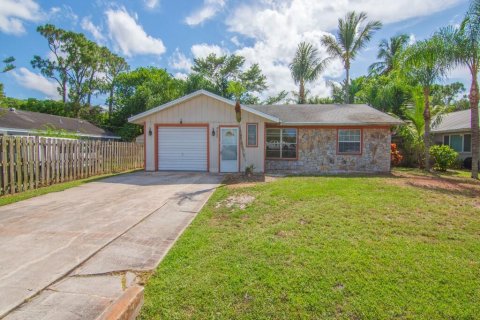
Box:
[266,127,391,173]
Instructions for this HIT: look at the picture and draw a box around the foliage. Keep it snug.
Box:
[263,90,289,105]
[245,164,255,176]
[141,173,480,319]
[189,53,267,104]
[356,72,412,115]
[37,124,80,139]
[329,77,366,104]
[111,67,185,140]
[321,11,382,103]
[429,145,459,171]
[369,34,410,75]
[2,56,15,73]
[289,42,329,104]
[390,143,403,166]
[401,36,450,171]
[437,1,480,179]
[32,24,128,112]
[431,82,466,107]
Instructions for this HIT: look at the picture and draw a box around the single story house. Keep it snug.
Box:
[0,108,120,140]
[128,90,402,173]
[432,109,478,161]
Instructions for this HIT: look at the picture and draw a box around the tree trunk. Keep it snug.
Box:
[62,78,67,104]
[345,66,350,104]
[108,86,114,119]
[469,68,479,179]
[423,87,431,171]
[299,79,305,104]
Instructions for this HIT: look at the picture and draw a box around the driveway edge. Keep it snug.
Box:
[97,286,144,320]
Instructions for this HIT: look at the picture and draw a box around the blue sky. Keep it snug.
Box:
[0,0,471,103]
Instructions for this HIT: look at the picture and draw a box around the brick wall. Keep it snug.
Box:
[266,127,391,173]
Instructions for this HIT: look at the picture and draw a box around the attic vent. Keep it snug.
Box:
[79,120,84,124]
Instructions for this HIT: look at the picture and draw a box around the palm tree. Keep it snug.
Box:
[437,1,480,179]
[402,37,449,171]
[321,11,382,103]
[289,42,329,104]
[369,34,410,75]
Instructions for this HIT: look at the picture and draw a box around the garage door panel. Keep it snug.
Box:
[158,127,208,171]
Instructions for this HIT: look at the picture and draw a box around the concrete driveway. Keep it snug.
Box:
[0,171,221,319]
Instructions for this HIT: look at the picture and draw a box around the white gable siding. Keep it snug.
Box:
[142,95,270,172]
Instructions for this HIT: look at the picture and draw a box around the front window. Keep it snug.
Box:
[247,123,258,147]
[338,129,361,154]
[266,128,297,159]
[444,134,471,152]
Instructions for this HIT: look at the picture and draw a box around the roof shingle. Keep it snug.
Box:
[247,104,403,125]
[0,108,118,138]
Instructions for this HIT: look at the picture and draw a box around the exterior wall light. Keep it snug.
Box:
[148,127,152,136]
[212,127,216,136]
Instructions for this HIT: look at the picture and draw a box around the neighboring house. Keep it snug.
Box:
[128,90,402,173]
[432,109,477,161]
[0,108,120,140]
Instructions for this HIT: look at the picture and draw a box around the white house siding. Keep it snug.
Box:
[141,95,268,172]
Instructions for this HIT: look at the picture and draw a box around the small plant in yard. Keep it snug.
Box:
[429,145,458,171]
[245,164,255,176]
[390,143,403,166]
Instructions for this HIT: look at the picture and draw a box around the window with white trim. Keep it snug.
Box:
[266,128,297,159]
[247,123,258,147]
[443,134,471,152]
[338,129,361,154]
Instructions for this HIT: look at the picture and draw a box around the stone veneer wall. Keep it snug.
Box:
[266,127,391,173]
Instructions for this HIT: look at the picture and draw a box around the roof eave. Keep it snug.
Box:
[128,90,280,123]
[279,121,404,126]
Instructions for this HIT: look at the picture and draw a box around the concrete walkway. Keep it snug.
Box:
[0,172,221,319]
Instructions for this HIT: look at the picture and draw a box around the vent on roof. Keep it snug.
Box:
[9,107,16,112]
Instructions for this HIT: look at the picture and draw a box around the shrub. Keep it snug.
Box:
[390,143,403,166]
[429,145,458,171]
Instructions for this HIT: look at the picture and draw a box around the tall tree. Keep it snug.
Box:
[289,42,329,104]
[437,1,480,179]
[32,24,71,103]
[190,53,267,103]
[102,49,129,118]
[369,34,410,75]
[321,11,382,103]
[402,37,449,171]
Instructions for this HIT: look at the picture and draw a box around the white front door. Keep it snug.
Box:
[220,127,239,172]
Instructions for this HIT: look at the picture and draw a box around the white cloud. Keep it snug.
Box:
[106,7,166,56]
[185,0,226,26]
[173,72,188,80]
[144,0,159,9]
[226,0,462,98]
[0,0,43,35]
[169,48,193,72]
[12,68,60,99]
[191,43,228,59]
[81,17,106,43]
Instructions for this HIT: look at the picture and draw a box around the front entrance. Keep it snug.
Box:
[220,127,239,172]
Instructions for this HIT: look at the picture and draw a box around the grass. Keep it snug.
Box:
[141,169,480,320]
[0,170,140,207]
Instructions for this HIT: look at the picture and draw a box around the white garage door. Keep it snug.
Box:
[158,127,208,171]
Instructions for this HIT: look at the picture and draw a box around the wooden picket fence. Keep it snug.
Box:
[0,136,144,196]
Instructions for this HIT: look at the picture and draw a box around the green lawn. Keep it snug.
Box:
[141,169,480,320]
